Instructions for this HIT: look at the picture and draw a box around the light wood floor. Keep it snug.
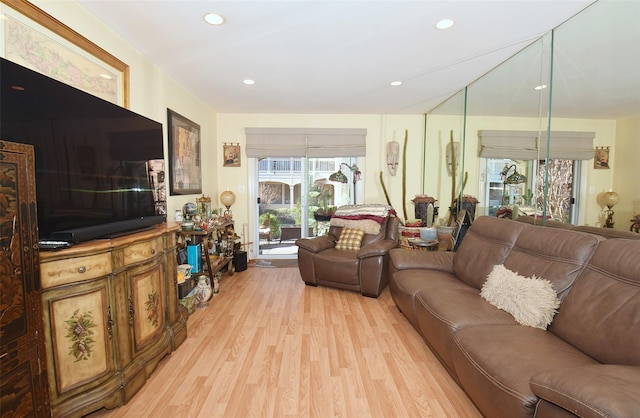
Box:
[87,265,481,418]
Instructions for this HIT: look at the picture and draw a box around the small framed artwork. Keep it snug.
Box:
[168,109,202,195]
[594,147,610,169]
[223,143,241,167]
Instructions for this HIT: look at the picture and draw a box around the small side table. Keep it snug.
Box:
[399,237,439,251]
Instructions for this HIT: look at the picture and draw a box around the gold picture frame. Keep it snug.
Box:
[0,0,129,107]
[223,143,241,167]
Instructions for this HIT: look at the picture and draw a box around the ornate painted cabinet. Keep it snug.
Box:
[0,141,51,416]
[39,223,185,417]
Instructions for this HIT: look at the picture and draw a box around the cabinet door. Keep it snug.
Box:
[128,260,166,354]
[0,141,50,416]
[42,278,117,400]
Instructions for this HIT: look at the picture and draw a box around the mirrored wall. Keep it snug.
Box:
[425,0,640,228]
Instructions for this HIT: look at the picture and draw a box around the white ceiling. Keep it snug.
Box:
[77,0,637,116]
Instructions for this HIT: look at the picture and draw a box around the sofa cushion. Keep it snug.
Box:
[451,324,597,418]
[550,238,640,365]
[453,216,525,289]
[414,280,517,371]
[480,264,559,329]
[503,225,600,300]
[335,227,365,250]
[530,365,640,418]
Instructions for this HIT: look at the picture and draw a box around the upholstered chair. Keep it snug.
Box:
[296,209,400,297]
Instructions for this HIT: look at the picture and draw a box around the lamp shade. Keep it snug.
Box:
[220,190,236,209]
[601,191,619,208]
[329,170,348,184]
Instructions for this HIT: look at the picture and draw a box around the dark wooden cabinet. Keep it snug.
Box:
[0,140,51,416]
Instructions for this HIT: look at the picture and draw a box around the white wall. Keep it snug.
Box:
[614,116,640,229]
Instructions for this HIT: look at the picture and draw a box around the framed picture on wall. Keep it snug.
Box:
[1,0,129,107]
[168,109,202,195]
[223,143,241,167]
[594,147,610,169]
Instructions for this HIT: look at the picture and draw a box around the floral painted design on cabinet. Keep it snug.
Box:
[145,287,160,327]
[65,309,97,361]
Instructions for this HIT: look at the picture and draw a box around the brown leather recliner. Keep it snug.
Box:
[295,216,400,297]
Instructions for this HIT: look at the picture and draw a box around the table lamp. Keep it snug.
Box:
[220,190,236,218]
[598,190,619,228]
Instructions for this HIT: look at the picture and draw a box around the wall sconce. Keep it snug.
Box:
[598,190,619,228]
[500,164,527,205]
[329,163,361,204]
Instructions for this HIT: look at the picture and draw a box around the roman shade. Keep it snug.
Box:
[245,127,366,158]
[478,130,595,160]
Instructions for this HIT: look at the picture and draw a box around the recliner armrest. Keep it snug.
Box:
[389,248,454,273]
[530,364,640,418]
[295,236,335,253]
[357,239,397,259]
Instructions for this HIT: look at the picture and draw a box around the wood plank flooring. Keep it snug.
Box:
[87,265,481,418]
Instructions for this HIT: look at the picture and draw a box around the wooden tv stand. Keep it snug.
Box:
[38,223,186,418]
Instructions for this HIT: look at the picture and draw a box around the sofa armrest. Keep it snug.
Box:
[389,248,454,273]
[530,364,640,418]
[295,236,336,253]
[357,239,397,259]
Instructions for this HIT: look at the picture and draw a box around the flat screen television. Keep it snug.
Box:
[1,57,166,248]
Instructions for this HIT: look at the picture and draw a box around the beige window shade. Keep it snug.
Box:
[478,130,595,160]
[245,128,306,157]
[477,130,539,159]
[245,127,366,158]
[538,131,595,160]
[306,128,366,157]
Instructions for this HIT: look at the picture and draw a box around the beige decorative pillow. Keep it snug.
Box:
[480,264,560,329]
[335,228,366,251]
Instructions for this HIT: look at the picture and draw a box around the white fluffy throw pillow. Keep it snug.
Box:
[480,264,560,329]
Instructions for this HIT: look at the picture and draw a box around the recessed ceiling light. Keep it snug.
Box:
[243,79,255,85]
[534,84,548,90]
[390,81,402,87]
[204,13,225,25]
[436,19,455,30]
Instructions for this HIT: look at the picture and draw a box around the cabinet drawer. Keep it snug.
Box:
[123,237,162,265]
[41,253,112,289]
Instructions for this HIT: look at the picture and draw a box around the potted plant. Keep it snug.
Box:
[311,180,336,221]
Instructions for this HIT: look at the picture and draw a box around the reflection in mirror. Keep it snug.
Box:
[424,0,639,231]
[423,88,467,227]
[550,0,640,228]
[466,34,552,224]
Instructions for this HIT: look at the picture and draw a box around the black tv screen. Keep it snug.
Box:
[1,57,166,246]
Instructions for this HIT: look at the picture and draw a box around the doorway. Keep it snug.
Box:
[253,157,359,258]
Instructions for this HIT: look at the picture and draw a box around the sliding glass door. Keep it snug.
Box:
[255,156,359,258]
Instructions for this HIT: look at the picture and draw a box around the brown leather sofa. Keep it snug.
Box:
[514,215,640,240]
[389,216,640,418]
[296,215,400,297]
